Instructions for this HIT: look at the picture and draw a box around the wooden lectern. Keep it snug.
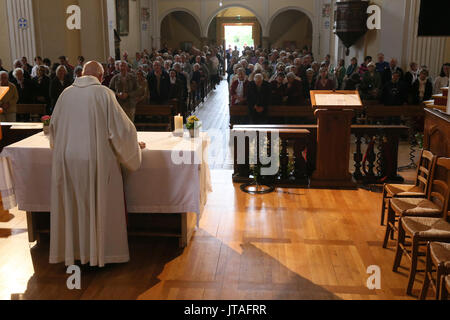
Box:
[310,90,363,188]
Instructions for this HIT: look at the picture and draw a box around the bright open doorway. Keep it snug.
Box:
[224,25,254,55]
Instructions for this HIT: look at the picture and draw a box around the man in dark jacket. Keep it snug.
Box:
[247,73,271,124]
[382,71,407,106]
[147,61,170,104]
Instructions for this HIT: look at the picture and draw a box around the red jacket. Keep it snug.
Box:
[230,79,249,105]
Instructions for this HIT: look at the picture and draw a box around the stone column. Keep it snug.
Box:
[6,0,37,61]
[262,37,270,50]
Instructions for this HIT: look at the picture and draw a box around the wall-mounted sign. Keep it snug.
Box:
[18,18,28,29]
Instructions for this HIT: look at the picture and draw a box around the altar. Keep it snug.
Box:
[0,131,212,247]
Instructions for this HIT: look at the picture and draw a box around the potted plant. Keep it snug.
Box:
[186,115,201,138]
[41,115,51,134]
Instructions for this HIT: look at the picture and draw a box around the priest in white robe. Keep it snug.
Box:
[49,61,145,267]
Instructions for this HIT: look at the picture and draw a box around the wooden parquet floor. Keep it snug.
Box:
[0,80,425,300]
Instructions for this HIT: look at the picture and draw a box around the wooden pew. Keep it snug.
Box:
[230,104,315,127]
[230,103,427,128]
[16,104,47,122]
[134,104,174,132]
[365,104,425,120]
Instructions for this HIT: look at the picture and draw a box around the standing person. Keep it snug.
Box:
[0,71,19,121]
[31,56,44,78]
[50,65,72,112]
[13,68,35,104]
[433,63,450,94]
[410,69,433,104]
[359,56,372,76]
[247,73,271,124]
[49,61,145,268]
[375,53,390,85]
[315,67,336,91]
[109,61,139,122]
[147,60,170,104]
[334,59,346,90]
[360,62,382,100]
[58,56,74,80]
[33,65,51,108]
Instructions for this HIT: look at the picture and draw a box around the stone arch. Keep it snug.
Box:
[159,8,203,37]
[159,9,203,50]
[203,4,266,38]
[266,6,314,37]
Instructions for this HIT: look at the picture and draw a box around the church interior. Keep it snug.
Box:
[0,0,449,304]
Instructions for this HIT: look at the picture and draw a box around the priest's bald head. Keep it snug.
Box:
[82,61,104,82]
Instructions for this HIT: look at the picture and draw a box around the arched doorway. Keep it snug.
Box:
[268,9,313,51]
[206,7,263,51]
[160,11,202,51]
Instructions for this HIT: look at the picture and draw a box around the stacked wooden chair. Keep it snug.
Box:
[380,150,436,226]
[382,150,437,247]
[391,157,450,296]
[420,242,450,300]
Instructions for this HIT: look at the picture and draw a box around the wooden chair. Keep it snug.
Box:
[380,150,436,226]
[392,157,450,295]
[383,153,440,248]
[420,242,450,299]
[441,275,450,300]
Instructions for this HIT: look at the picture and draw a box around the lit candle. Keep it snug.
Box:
[174,114,183,132]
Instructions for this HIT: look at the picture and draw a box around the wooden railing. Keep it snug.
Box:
[231,127,310,186]
[230,103,426,127]
[16,104,47,122]
[232,124,409,186]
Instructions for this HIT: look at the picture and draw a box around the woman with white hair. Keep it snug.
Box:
[285,72,305,105]
[13,67,35,105]
[50,65,72,112]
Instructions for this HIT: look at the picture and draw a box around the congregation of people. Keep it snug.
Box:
[0,44,449,124]
[0,45,225,123]
[227,46,449,123]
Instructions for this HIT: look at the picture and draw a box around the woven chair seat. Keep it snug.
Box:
[385,184,425,197]
[430,242,450,273]
[391,198,442,216]
[402,217,450,239]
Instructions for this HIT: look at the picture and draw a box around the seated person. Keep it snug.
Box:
[382,71,407,106]
[247,73,271,124]
[410,69,433,105]
[230,68,249,106]
[285,72,304,105]
[360,62,382,100]
[270,72,286,105]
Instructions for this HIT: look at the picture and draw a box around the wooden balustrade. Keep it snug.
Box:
[232,124,409,186]
[231,127,310,187]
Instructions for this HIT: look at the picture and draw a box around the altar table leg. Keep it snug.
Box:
[180,212,197,248]
[26,211,37,243]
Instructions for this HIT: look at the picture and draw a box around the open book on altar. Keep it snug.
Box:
[310,90,363,110]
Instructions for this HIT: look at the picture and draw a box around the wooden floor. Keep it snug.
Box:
[0,80,426,300]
